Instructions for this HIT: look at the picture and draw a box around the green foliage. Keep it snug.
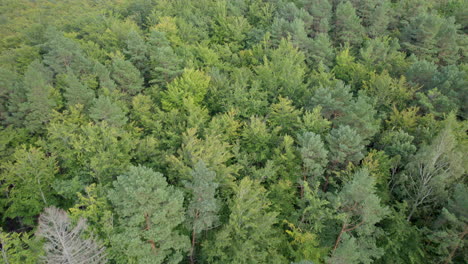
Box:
[364,71,415,113]
[268,97,302,135]
[309,80,379,141]
[147,30,182,87]
[1,146,57,226]
[62,70,95,109]
[184,161,220,263]
[326,125,365,170]
[285,221,329,264]
[42,28,92,74]
[426,184,468,263]
[110,56,144,96]
[329,169,389,264]
[46,111,134,186]
[0,229,42,264]
[108,165,189,264]
[298,132,328,186]
[203,177,285,263]
[334,1,365,46]
[255,38,307,104]
[21,61,59,133]
[89,96,128,127]
[68,184,113,243]
[161,69,210,111]
[400,114,465,221]
[0,0,466,262]
[241,116,274,165]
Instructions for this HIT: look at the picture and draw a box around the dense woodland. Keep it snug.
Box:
[0,0,467,263]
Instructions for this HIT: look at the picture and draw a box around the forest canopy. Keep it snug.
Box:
[0,0,467,263]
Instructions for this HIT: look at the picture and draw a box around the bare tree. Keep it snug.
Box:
[405,115,464,221]
[37,207,107,264]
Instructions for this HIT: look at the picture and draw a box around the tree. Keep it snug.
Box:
[255,38,307,104]
[309,81,379,141]
[46,110,134,186]
[110,56,144,96]
[363,71,415,113]
[68,184,113,246]
[42,28,92,75]
[298,132,328,195]
[0,229,41,264]
[241,116,274,166]
[1,146,57,226]
[89,96,128,127]
[161,69,210,111]
[435,16,462,65]
[329,169,389,264]
[426,184,467,264]
[367,0,391,38]
[20,61,58,133]
[62,70,95,109]
[400,12,445,62]
[300,106,332,137]
[0,68,20,125]
[326,125,365,171]
[402,114,465,221]
[147,31,182,87]
[307,33,335,67]
[108,165,189,264]
[308,81,353,121]
[299,0,332,34]
[334,1,365,46]
[124,30,149,80]
[268,96,302,135]
[184,161,220,264]
[203,177,285,263]
[37,207,107,264]
[360,37,408,76]
[166,128,237,189]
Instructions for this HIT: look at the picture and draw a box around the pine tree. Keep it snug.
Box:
[329,169,389,264]
[42,28,92,75]
[203,177,285,263]
[184,161,220,264]
[334,1,365,46]
[62,70,95,109]
[367,0,391,38]
[326,125,365,170]
[303,0,333,34]
[124,30,149,80]
[89,96,127,127]
[309,81,353,121]
[20,61,58,133]
[110,56,144,96]
[309,81,379,141]
[37,207,107,264]
[435,16,461,65]
[147,31,183,87]
[401,12,443,62]
[0,68,19,125]
[307,33,335,67]
[427,184,468,264]
[1,146,57,226]
[298,132,328,195]
[108,165,189,264]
